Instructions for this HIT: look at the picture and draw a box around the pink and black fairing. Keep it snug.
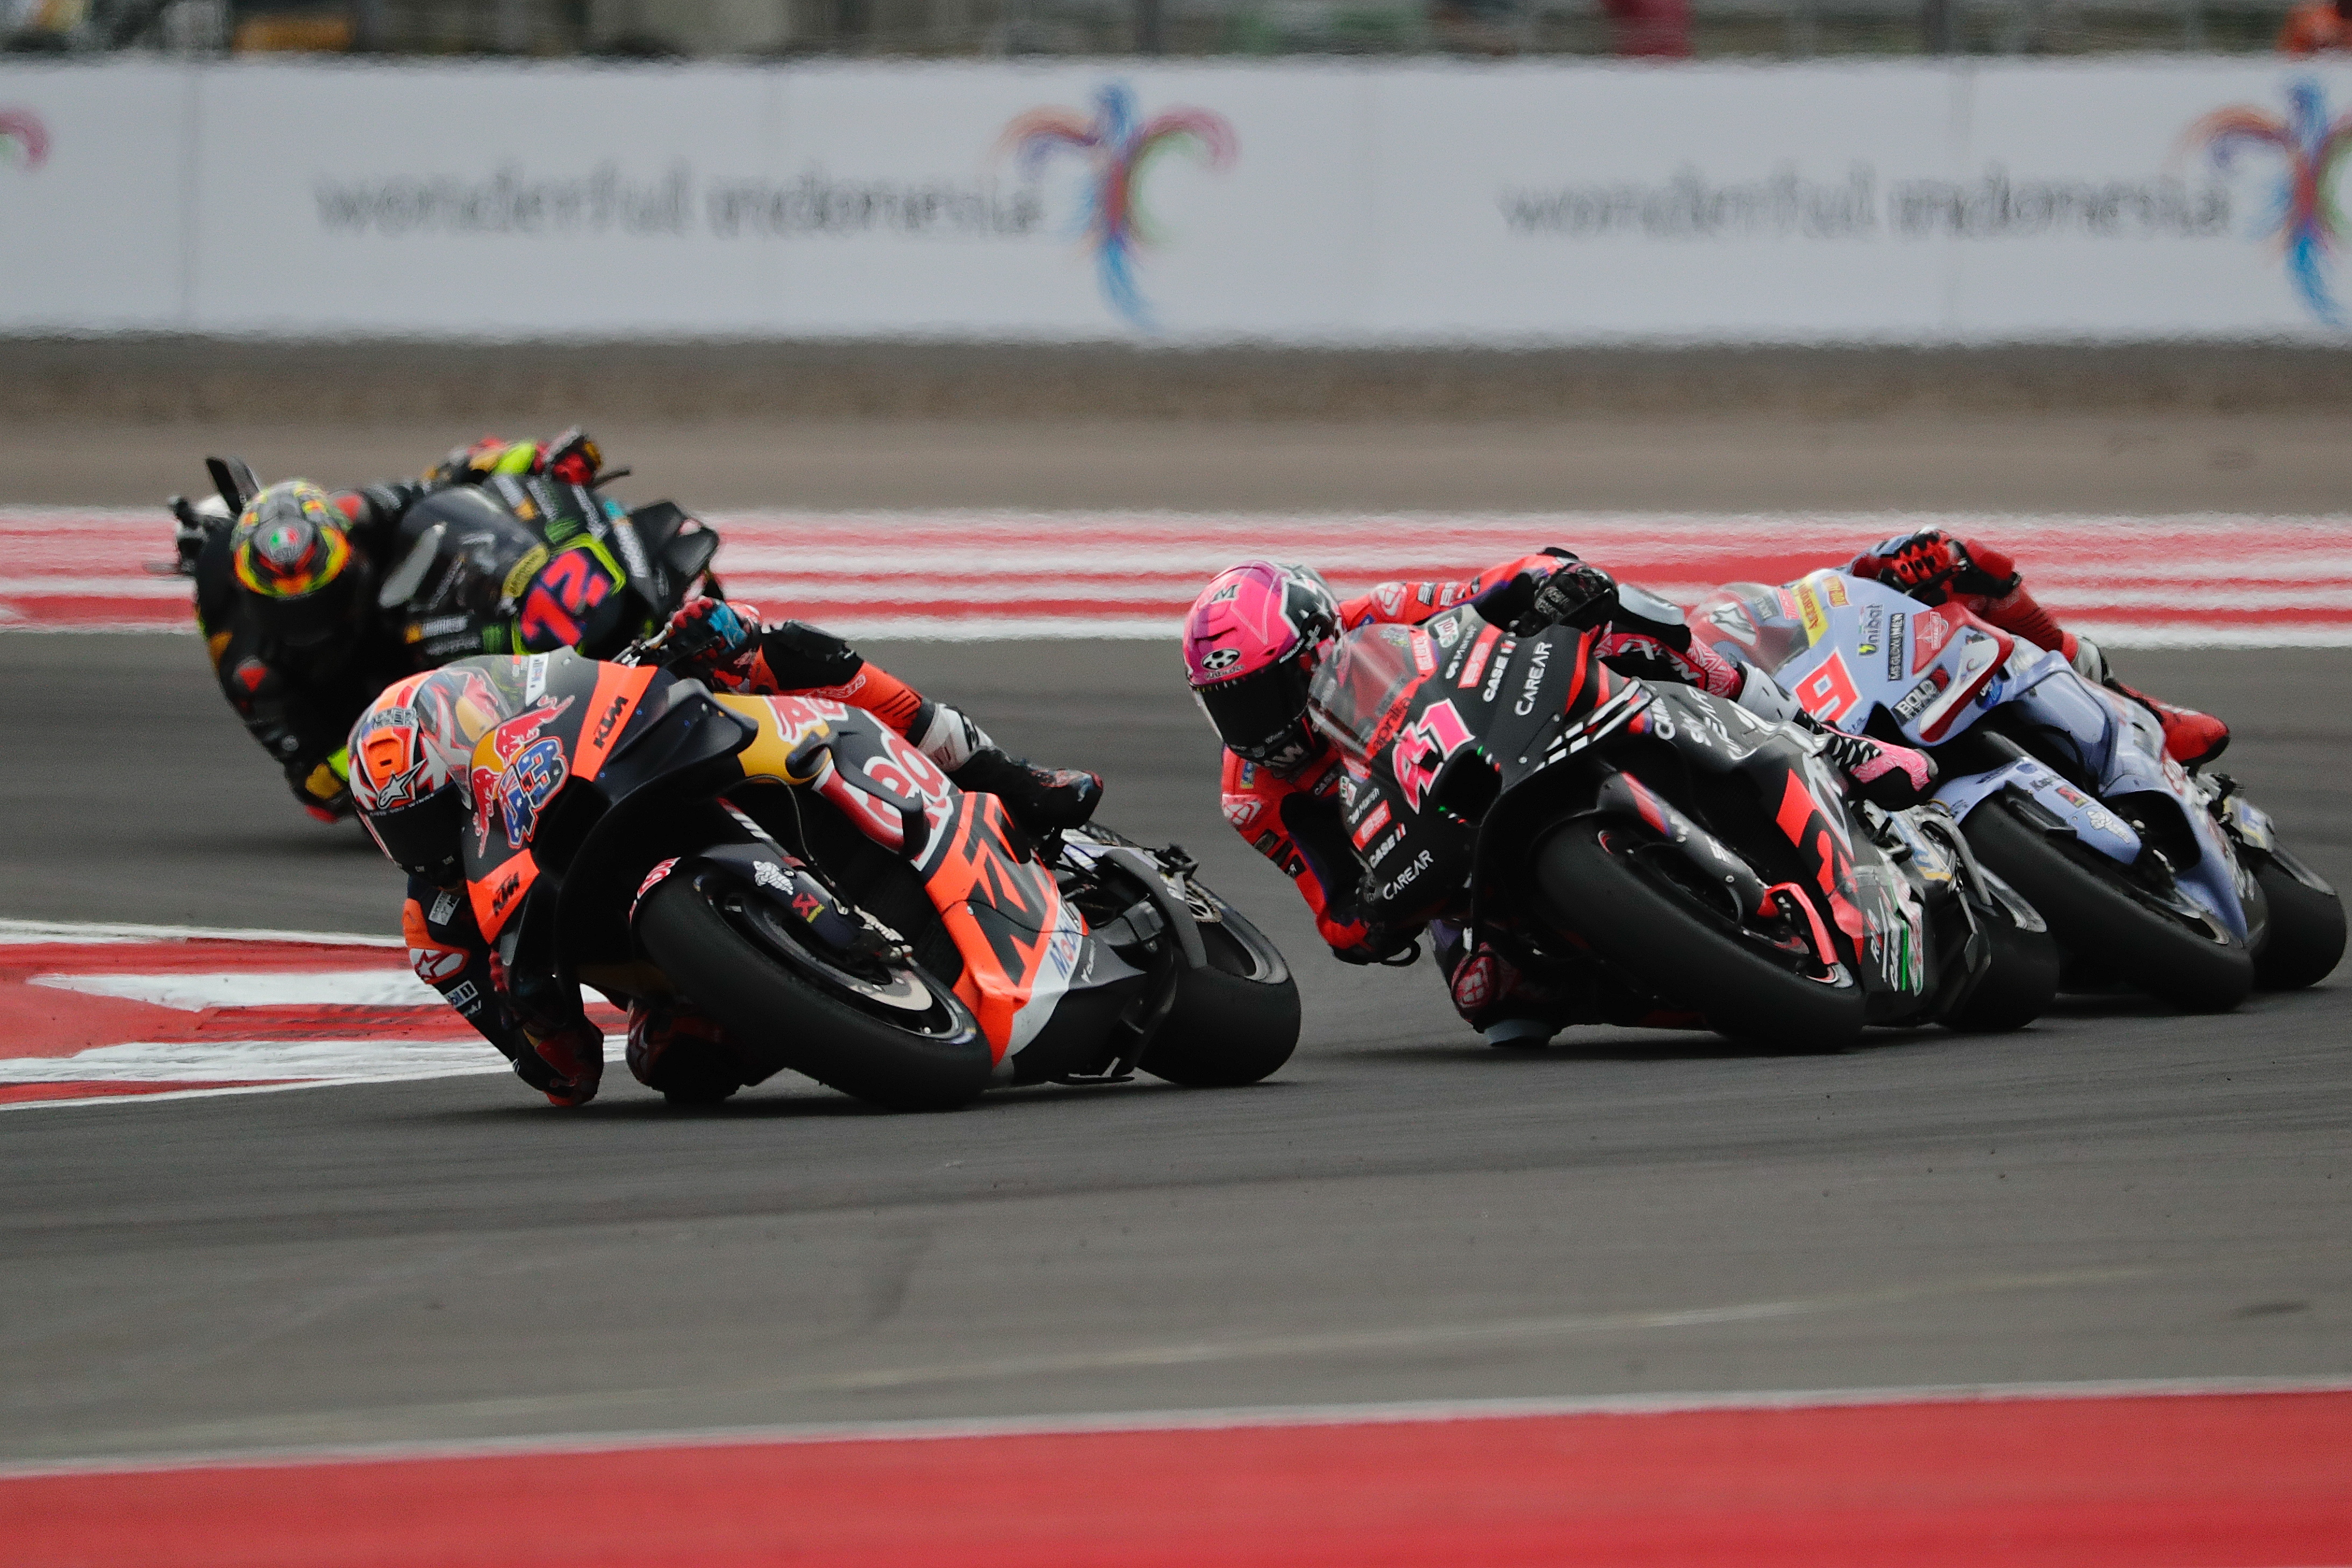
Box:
[1304,602,2040,1043]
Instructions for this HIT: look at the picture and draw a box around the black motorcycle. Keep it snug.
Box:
[171,453,722,669]
[1305,605,2058,1050]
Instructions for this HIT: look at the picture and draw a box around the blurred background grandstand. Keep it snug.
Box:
[0,0,2295,63]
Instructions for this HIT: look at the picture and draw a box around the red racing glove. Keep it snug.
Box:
[521,1020,605,1107]
[542,427,603,488]
[1862,531,2021,603]
[659,598,763,690]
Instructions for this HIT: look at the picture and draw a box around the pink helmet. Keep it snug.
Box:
[1182,561,1341,768]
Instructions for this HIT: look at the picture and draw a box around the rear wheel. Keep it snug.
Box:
[2251,851,2346,991]
[1140,897,1301,1088]
[636,872,993,1111]
[1962,794,2251,1013]
[1533,819,1864,1053]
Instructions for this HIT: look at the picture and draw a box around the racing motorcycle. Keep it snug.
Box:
[171,454,723,668]
[1692,570,2343,1011]
[1304,600,2058,1053]
[452,647,1298,1109]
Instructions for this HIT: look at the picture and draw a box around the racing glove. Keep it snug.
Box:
[518,1019,605,1107]
[1861,531,2021,604]
[286,748,353,824]
[1333,923,1421,967]
[542,427,604,488]
[658,597,762,689]
[1474,549,1619,637]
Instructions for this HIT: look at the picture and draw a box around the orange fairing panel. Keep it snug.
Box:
[572,663,657,784]
[921,792,1085,1064]
[469,849,539,941]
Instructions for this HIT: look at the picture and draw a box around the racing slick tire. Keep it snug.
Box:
[1533,818,1865,1054]
[2249,850,2346,991]
[1962,793,2253,1014]
[637,872,993,1112]
[1140,896,1302,1088]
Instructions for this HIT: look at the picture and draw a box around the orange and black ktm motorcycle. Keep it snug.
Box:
[461,648,1298,1109]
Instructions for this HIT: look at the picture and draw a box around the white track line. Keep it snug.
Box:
[8,1371,2350,1481]
[0,918,397,947]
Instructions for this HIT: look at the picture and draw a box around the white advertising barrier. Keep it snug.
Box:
[3,58,2352,340]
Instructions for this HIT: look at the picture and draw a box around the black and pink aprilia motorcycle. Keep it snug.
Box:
[1306,601,2057,1051]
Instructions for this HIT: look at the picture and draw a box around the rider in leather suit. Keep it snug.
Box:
[1847,529,2228,766]
[1185,550,1936,1046]
[183,431,606,822]
[353,597,1103,1106]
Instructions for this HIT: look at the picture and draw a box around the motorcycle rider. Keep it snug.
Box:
[183,430,608,822]
[1845,528,2228,766]
[1184,550,1935,1047]
[348,596,1103,1106]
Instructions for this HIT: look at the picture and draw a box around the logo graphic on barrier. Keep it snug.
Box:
[999,83,1236,328]
[0,109,49,170]
[2183,80,2352,326]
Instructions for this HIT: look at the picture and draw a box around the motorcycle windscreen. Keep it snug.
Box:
[1307,623,1429,760]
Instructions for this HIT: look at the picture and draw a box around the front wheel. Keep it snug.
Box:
[1533,819,1864,1053]
[636,873,995,1111]
[1962,794,2252,1014]
[1139,895,1301,1088]
[1941,906,2062,1033]
[2251,850,2346,991]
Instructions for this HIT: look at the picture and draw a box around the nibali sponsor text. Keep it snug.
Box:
[313,163,1046,239]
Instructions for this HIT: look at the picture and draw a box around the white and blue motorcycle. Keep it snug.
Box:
[1696,571,2343,1013]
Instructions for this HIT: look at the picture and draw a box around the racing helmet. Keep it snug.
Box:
[230,481,370,651]
[1182,561,1342,770]
[349,665,506,884]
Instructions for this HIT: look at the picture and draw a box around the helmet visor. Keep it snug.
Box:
[359,786,469,884]
[1195,659,1317,764]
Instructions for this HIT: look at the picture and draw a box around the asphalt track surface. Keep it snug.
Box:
[1,629,2347,1467]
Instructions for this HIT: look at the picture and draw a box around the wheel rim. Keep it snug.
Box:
[718,886,973,1040]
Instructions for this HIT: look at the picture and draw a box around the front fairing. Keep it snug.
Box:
[459,649,665,941]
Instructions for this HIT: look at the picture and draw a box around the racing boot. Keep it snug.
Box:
[2105,678,2229,768]
[913,700,1103,833]
[1813,727,1936,811]
[949,747,1104,833]
[1741,669,1936,810]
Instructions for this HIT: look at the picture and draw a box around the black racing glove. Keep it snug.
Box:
[1473,549,1619,638]
[1516,560,1619,638]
